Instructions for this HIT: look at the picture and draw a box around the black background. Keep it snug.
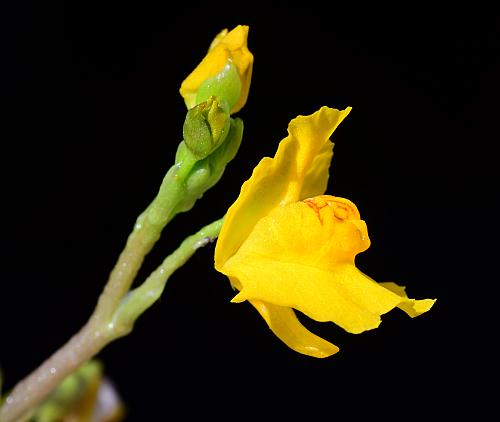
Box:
[2,2,498,421]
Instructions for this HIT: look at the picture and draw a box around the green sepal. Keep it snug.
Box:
[195,62,242,113]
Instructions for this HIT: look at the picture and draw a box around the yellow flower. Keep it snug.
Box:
[215,106,435,358]
[180,25,253,114]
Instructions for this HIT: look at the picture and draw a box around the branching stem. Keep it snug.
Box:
[0,218,223,422]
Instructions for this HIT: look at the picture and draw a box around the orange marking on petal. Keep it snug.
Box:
[303,195,361,225]
[303,197,327,224]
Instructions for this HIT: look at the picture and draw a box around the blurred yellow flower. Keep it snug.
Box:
[215,106,435,358]
[180,25,253,114]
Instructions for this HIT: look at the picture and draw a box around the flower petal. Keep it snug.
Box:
[299,139,334,200]
[221,197,434,334]
[250,299,339,358]
[208,29,228,51]
[379,282,436,317]
[215,107,351,268]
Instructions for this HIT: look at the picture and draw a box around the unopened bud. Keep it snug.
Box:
[182,96,230,159]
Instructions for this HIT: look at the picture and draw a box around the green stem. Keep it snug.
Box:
[111,217,223,331]
[0,218,223,422]
[90,156,197,327]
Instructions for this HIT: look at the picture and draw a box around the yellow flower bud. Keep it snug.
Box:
[180,25,253,114]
